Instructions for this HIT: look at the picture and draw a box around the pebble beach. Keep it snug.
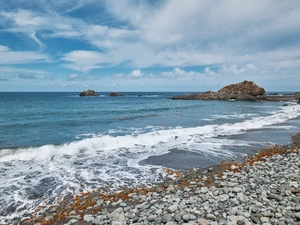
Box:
[8,134,300,225]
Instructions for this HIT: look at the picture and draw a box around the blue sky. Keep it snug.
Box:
[0,0,300,92]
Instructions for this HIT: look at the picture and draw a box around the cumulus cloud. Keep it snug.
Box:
[129,69,143,77]
[162,68,204,78]
[62,50,107,72]
[204,67,215,76]
[0,1,300,90]
[66,73,79,81]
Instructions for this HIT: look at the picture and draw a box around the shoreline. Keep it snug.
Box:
[8,133,300,225]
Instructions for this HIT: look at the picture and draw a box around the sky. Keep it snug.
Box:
[0,0,300,92]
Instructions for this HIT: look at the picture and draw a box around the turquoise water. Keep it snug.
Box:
[0,92,300,220]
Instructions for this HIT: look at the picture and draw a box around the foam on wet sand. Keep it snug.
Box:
[9,133,300,225]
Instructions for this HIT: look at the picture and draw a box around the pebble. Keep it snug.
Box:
[14,147,300,225]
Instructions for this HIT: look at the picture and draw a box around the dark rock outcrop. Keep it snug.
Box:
[218,80,266,96]
[173,81,266,101]
[295,92,300,99]
[110,92,124,97]
[79,90,98,96]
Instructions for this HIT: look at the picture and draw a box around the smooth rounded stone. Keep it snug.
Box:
[206,214,216,220]
[295,205,300,211]
[209,222,219,225]
[262,211,274,217]
[65,219,78,225]
[83,214,95,222]
[218,194,229,202]
[295,212,300,221]
[168,203,178,213]
[228,193,235,198]
[166,222,175,225]
[243,212,251,218]
[112,222,123,225]
[48,206,57,213]
[251,206,259,213]
[161,214,173,223]
[155,208,163,214]
[174,213,181,222]
[250,214,261,223]
[260,217,270,223]
[201,187,208,194]
[132,217,139,223]
[148,215,156,222]
[182,214,190,222]
[69,210,76,215]
[91,218,101,225]
[45,215,54,221]
[143,220,149,225]
[197,218,209,225]
[233,187,242,193]
[119,202,127,207]
[190,214,197,220]
[154,218,162,225]
[227,215,247,224]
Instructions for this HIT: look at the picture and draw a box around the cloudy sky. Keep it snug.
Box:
[0,0,300,92]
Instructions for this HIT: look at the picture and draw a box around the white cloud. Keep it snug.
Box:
[162,68,204,78]
[0,45,48,65]
[130,69,143,77]
[66,73,79,81]
[204,67,215,76]
[1,9,45,26]
[62,50,107,72]
[219,64,245,75]
[0,1,300,91]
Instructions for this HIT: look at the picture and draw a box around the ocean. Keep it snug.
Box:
[0,92,300,220]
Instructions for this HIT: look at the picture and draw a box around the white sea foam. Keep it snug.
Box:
[0,103,300,220]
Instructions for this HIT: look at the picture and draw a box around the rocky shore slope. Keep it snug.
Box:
[11,134,300,225]
[172,81,299,102]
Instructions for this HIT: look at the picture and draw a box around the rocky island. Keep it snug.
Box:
[109,92,124,97]
[79,90,99,96]
[173,80,299,102]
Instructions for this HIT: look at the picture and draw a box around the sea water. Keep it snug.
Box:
[0,92,300,220]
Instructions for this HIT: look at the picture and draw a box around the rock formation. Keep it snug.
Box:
[110,92,124,97]
[173,81,266,101]
[218,80,266,96]
[79,90,98,96]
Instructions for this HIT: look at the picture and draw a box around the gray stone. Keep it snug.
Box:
[197,218,209,225]
[83,214,94,222]
[168,203,178,213]
[206,214,216,220]
[295,212,300,221]
[260,217,269,223]
[112,222,123,225]
[65,219,78,225]
[119,202,127,207]
[174,213,181,222]
[182,214,190,222]
[262,211,274,217]
[148,215,156,222]
[161,214,173,223]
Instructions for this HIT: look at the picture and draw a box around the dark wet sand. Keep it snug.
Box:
[140,149,222,170]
